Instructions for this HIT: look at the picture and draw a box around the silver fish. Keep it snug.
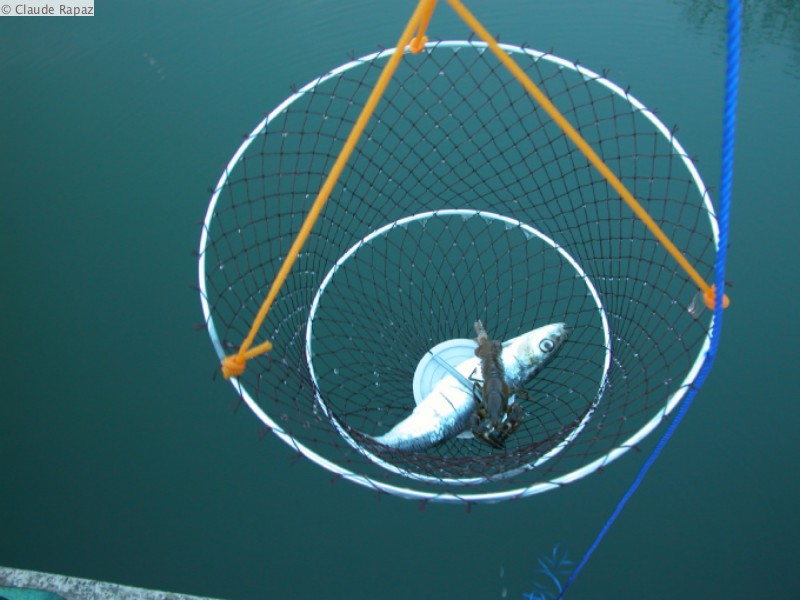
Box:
[371,323,569,451]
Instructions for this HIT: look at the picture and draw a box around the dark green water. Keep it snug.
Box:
[1,1,798,599]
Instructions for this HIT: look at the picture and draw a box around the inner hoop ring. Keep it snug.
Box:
[306,209,611,487]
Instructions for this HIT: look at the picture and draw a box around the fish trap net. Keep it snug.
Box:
[198,41,721,503]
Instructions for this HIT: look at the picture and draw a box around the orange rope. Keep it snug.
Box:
[223,0,729,379]
[221,0,434,379]
[410,0,437,54]
[445,0,729,311]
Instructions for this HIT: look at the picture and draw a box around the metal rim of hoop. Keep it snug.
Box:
[198,40,719,503]
[306,209,611,489]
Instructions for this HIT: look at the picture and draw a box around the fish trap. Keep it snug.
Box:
[198,39,723,503]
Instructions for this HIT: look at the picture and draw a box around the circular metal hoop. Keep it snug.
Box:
[198,41,719,503]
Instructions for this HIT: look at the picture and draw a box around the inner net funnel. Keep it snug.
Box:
[198,41,721,503]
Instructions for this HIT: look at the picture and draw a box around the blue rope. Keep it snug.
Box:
[554,2,740,597]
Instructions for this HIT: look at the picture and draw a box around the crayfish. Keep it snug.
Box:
[469,320,525,449]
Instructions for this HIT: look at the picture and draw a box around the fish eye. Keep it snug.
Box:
[539,338,555,353]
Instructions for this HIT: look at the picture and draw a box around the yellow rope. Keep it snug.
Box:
[410,0,437,53]
[223,0,728,379]
[445,0,729,312]
[221,0,436,379]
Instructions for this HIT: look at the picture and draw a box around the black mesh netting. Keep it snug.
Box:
[198,41,719,502]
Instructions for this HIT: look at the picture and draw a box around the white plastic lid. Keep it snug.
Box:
[412,337,477,439]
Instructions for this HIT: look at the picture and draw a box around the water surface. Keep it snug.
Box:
[1,1,798,599]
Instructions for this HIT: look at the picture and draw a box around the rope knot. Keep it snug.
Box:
[409,35,428,54]
[222,354,247,379]
[702,284,731,310]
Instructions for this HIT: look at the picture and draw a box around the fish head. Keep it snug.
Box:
[504,322,570,384]
[533,322,569,359]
